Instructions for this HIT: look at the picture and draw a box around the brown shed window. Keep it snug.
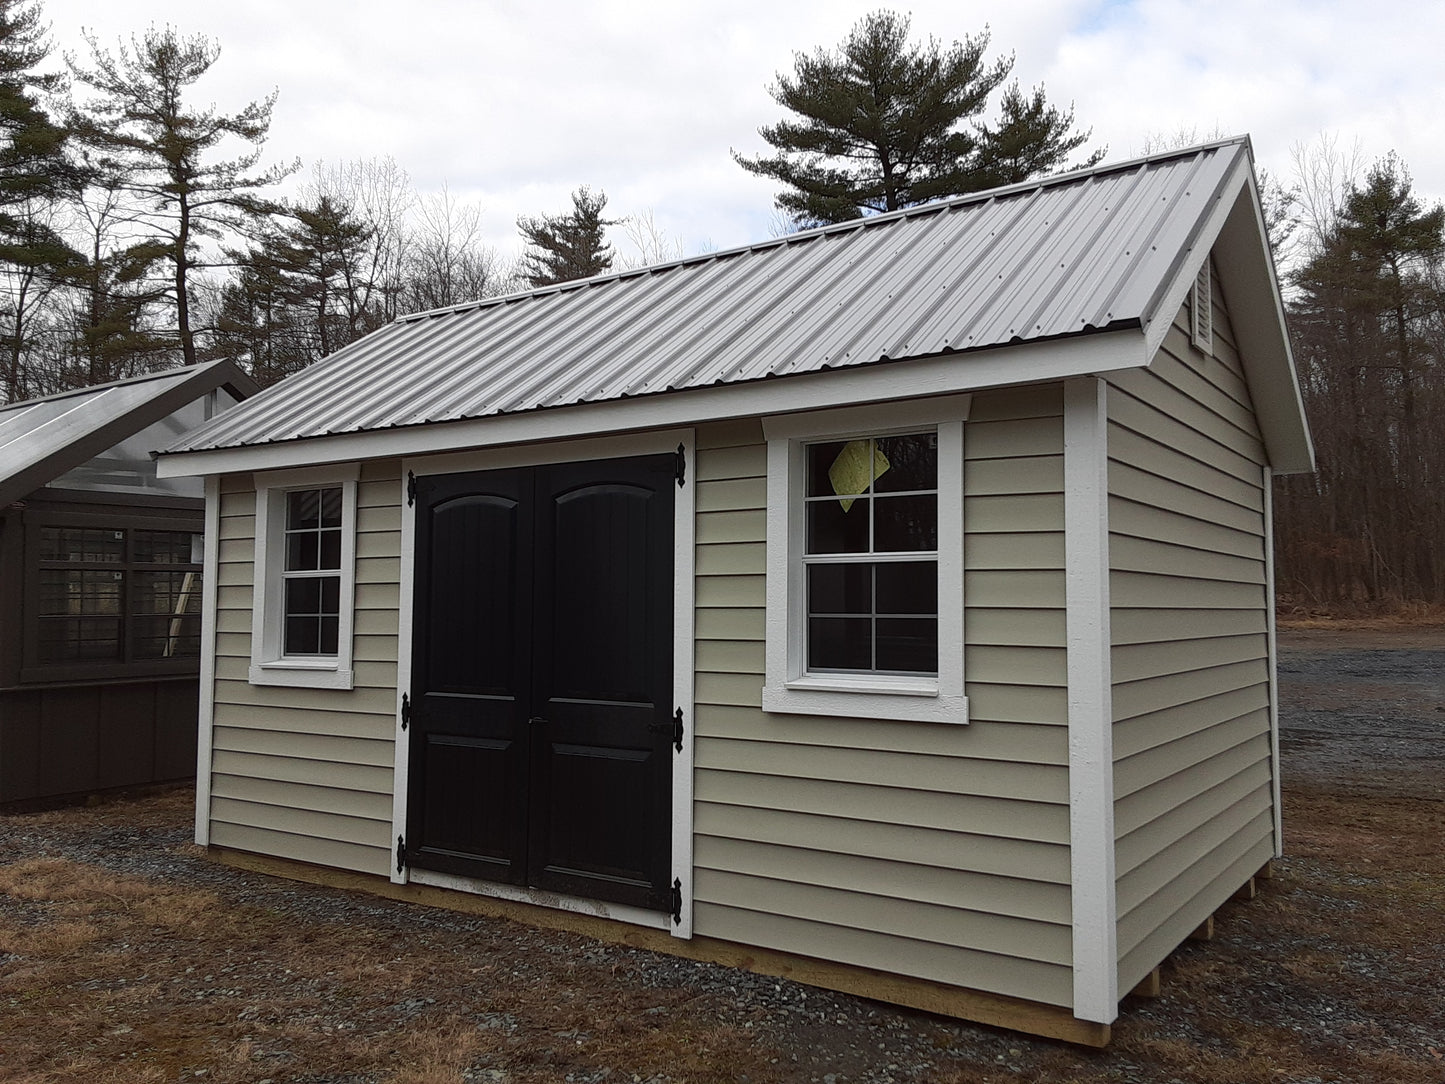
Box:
[27,518,203,679]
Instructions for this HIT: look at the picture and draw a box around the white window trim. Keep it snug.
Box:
[762,396,969,724]
[249,463,359,690]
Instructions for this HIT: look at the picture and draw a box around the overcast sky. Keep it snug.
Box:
[36,0,1445,267]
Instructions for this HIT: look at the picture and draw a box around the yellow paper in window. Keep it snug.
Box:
[828,439,890,512]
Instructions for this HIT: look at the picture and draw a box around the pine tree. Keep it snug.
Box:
[517,186,617,287]
[734,11,1101,227]
[0,0,84,400]
[66,26,297,367]
[0,0,75,243]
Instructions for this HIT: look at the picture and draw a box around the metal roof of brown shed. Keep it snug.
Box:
[165,139,1252,456]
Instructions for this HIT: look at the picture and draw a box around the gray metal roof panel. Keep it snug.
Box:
[166,140,1251,455]
[0,361,256,505]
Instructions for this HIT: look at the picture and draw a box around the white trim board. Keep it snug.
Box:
[1263,464,1283,858]
[391,428,697,938]
[194,474,221,847]
[1063,377,1118,1024]
[156,331,1146,478]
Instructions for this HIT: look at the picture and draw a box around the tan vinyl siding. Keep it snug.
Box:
[1107,270,1274,993]
[207,460,402,878]
[690,386,1074,1009]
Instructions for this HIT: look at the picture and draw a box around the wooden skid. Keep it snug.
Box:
[213,846,1111,1048]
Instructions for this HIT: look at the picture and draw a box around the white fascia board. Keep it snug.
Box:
[155,330,1147,479]
[1064,377,1119,1024]
[1214,180,1315,475]
[1141,155,1253,364]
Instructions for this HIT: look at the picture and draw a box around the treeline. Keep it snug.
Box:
[1274,142,1445,609]
[0,3,641,400]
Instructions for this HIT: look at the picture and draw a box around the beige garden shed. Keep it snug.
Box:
[155,137,1312,1045]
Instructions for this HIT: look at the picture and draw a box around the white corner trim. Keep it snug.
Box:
[391,466,416,885]
[1064,377,1119,1024]
[1263,465,1283,858]
[671,429,697,939]
[194,475,221,848]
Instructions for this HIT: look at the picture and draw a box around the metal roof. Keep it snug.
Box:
[0,361,256,506]
[166,139,1253,456]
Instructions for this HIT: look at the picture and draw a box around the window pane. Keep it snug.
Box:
[874,494,937,551]
[286,577,322,615]
[40,570,122,615]
[288,489,322,529]
[40,526,125,563]
[286,531,320,572]
[133,571,201,615]
[285,616,320,655]
[38,616,122,662]
[874,432,937,492]
[808,563,872,615]
[319,528,342,570]
[320,575,340,612]
[319,616,339,655]
[133,614,201,659]
[808,617,872,671]
[875,618,938,674]
[805,441,852,497]
[319,487,343,528]
[806,497,870,554]
[875,561,936,615]
[133,530,195,564]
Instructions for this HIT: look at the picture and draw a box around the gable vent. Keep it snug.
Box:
[1191,259,1213,354]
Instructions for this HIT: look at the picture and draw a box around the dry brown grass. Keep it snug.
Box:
[2,781,1442,1082]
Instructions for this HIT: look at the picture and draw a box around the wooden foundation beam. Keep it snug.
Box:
[1256,859,1275,881]
[212,846,1112,1048]
[1188,916,1215,942]
[1128,968,1162,998]
[1233,876,1257,901]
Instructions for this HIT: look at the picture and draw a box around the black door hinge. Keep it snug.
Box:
[400,692,412,730]
[674,443,686,488]
[396,835,406,875]
[406,470,417,506]
[670,877,683,925]
[652,707,684,752]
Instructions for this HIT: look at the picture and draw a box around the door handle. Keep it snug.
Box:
[528,716,548,726]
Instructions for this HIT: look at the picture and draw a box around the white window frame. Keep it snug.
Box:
[249,463,359,689]
[763,396,969,724]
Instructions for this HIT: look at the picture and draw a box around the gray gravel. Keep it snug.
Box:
[3,626,1442,1082]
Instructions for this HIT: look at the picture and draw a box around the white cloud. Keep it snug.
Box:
[36,0,1445,266]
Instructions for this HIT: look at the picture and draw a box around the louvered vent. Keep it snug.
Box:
[1191,259,1213,354]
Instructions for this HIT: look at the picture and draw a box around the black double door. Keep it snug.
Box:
[406,454,676,913]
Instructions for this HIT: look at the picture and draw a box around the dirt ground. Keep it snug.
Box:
[1,627,1442,1083]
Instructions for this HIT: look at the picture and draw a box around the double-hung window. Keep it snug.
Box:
[250,464,358,689]
[763,398,968,724]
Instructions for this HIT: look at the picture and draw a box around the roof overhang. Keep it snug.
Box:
[2,360,259,506]
[157,328,1149,478]
[1142,151,1314,475]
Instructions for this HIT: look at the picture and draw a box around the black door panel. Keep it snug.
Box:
[408,454,674,911]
